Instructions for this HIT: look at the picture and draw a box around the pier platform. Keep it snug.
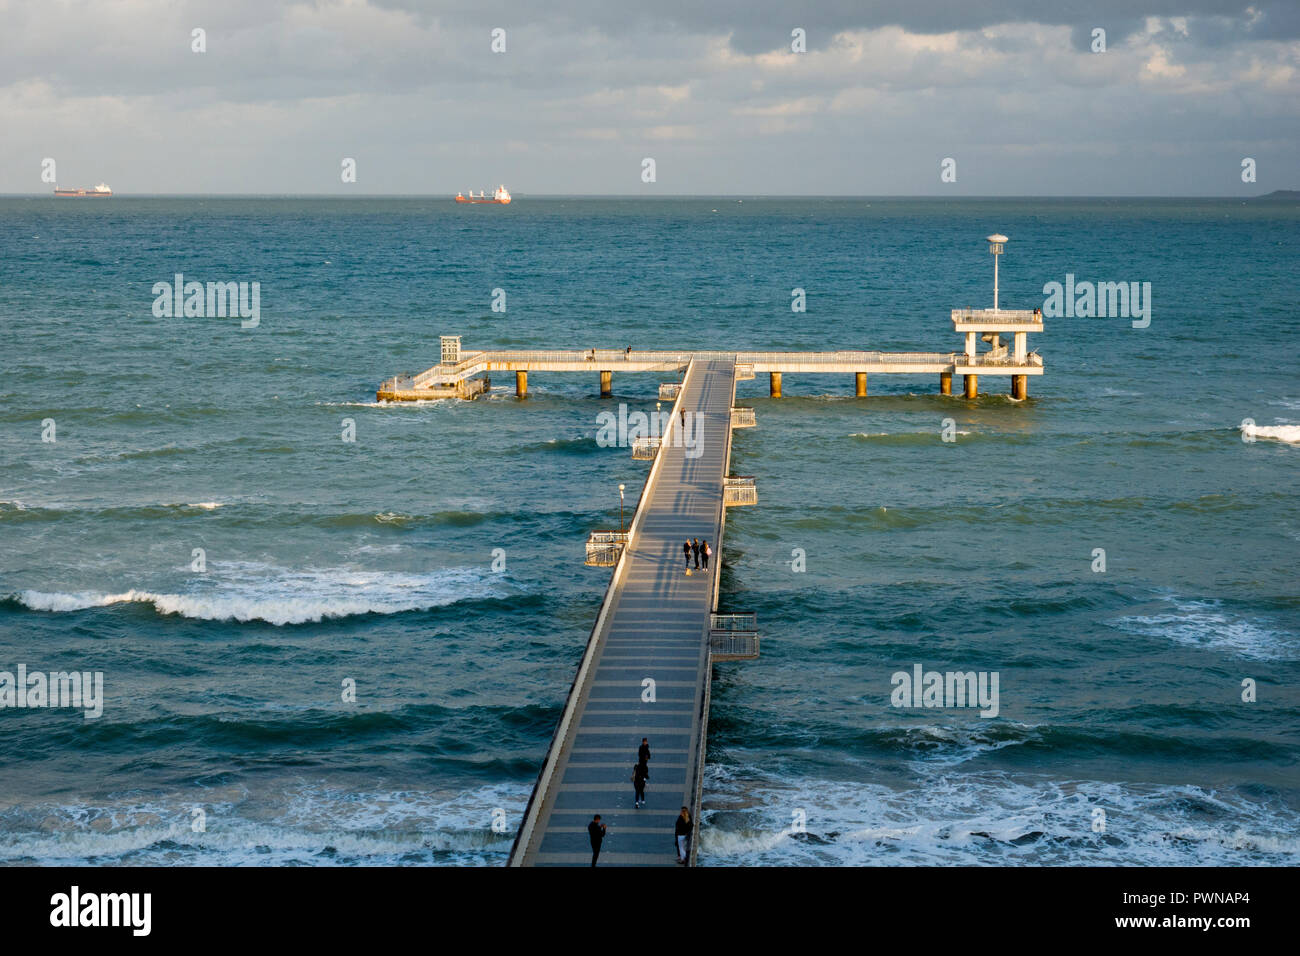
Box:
[378,309,1044,403]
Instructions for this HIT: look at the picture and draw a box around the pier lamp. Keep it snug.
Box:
[619,483,626,532]
[987,234,1008,312]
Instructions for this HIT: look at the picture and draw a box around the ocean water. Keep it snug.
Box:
[0,196,1297,866]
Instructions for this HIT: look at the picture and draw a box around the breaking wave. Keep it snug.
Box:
[9,563,503,626]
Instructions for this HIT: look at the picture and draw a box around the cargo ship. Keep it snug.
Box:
[455,185,510,204]
[54,183,112,198]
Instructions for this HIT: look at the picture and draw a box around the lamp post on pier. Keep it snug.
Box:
[619,483,626,533]
[987,233,1007,312]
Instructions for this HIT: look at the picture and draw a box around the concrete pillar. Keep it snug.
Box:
[770,372,782,398]
[965,332,977,360]
[1012,375,1027,400]
[940,372,952,396]
[600,370,612,398]
[964,374,978,399]
[855,372,867,398]
[515,370,527,398]
[1014,331,1027,364]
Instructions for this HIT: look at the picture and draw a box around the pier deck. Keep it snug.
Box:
[508,358,740,866]
[378,348,1043,400]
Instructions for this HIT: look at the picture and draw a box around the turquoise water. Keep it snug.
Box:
[1,197,1297,865]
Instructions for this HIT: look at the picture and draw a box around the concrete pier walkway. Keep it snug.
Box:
[509,358,740,866]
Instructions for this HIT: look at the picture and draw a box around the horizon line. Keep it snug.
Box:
[1,191,1294,200]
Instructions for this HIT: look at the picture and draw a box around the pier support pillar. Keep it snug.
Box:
[515,370,527,398]
[940,372,952,396]
[855,372,867,398]
[964,374,978,399]
[1012,375,1027,401]
[600,370,612,398]
[770,372,782,398]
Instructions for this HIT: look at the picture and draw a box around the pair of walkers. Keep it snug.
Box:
[682,537,711,572]
[588,807,691,866]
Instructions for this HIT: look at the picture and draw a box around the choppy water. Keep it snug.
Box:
[1,196,1297,866]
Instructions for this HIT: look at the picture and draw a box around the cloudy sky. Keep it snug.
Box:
[2,0,1297,195]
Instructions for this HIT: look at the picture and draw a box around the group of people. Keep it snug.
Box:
[586,736,694,866]
[683,537,711,572]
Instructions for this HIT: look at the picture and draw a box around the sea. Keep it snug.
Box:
[0,196,1297,866]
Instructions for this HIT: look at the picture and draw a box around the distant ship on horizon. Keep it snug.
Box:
[455,185,510,204]
[54,183,112,198]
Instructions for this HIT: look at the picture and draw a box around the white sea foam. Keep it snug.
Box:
[0,782,528,866]
[848,430,969,438]
[1241,422,1300,443]
[317,400,450,407]
[1113,597,1298,661]
[14,562,501,626]
[697,768,1300,866]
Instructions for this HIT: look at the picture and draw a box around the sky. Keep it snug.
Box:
[1,0,1297,195]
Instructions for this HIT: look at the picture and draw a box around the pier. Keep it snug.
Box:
[379,236,1043,405]
[508,358,753,866]
[409,235,1045,866]
[377,325,1043,402]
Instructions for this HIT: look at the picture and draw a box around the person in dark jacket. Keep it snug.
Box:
[638,737,651,766]
[701,540,711,570]
[691,538,701,569]
[632,761,649,808]
[682,539,692,570]
[675,807,692,864]
[588,814,607,867]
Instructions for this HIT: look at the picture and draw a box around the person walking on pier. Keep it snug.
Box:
[588,814,607,867]
[701,540,711,571]
[691,538,701,569]
[638,737,651,765]
[632,761,649,808]
[682,539,692,571]
[675,807,693,864]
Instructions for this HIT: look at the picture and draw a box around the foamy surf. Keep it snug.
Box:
[13,563,504,626]
[1112,596,1298,661]
[0,782,529,866]
[1241,422,1300,443]
[698,768,1300,866]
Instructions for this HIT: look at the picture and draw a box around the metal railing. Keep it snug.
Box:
[951,308,1042,324]
[730,406,756,428]
[710,612,757,632]
[659,382,682,400]
[584,530,630,567]
[961,352,1044,367]
[723,476,758,507]
[631,436,661,460]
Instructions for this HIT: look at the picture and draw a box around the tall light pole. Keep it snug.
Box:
[619,483,626,532]
[987,233,1007,312]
